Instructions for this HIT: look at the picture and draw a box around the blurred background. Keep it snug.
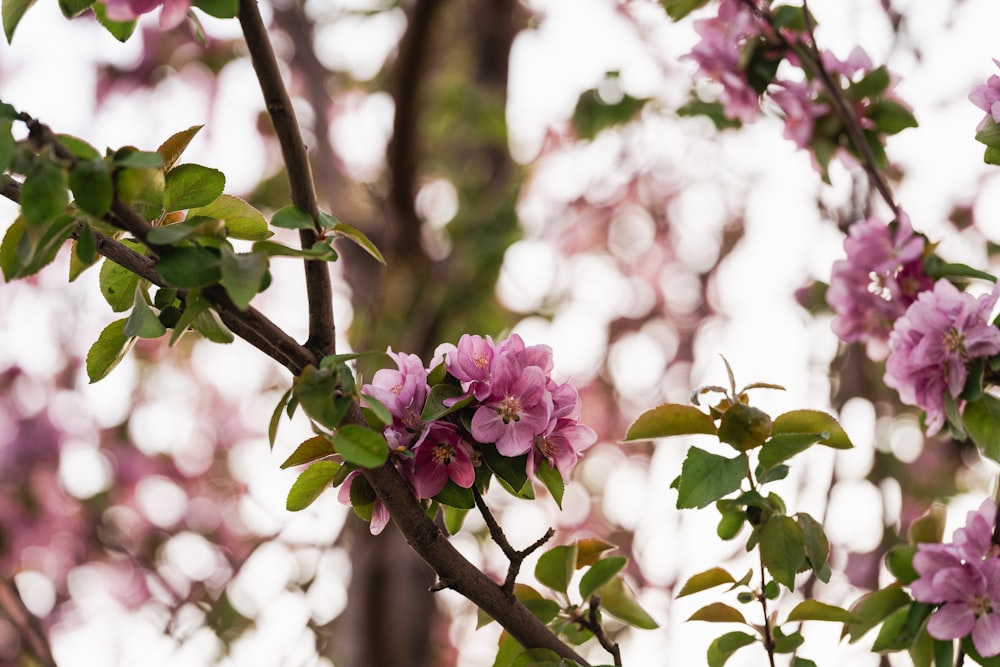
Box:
[3,0,1000,664]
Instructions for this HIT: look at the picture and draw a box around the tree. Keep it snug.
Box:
[4,0,1000,666]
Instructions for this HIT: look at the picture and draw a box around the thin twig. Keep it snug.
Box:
[237,0,336,359]
[581,596,623,667]
[472,485,555,595]
[758,551,777,667]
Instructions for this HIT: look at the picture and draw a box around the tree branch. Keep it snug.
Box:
[473,485,555,595]
[238,0,336,358]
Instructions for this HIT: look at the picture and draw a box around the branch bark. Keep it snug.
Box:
[238,0,336,359]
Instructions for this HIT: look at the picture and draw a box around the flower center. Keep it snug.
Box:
[473,352,490,371]
[969,595,994,618]
[942,328,965,355]
[500,396,522,423]
[432,443,454,466]
[867,271,892,301]
[536,435,557,458]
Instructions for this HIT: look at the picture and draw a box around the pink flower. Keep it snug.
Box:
[444,334,498,401]
[970,59,1000,131]
[770,80,829,149]
[884,280,1000,434]
[682,0,766,123]
[911,499,1000,656]
[471,354,553,457]
[527,381,596,481]
[410,422,476,500]
[826,214,931,359]
[103,0,191,29]
[362,349,429,442]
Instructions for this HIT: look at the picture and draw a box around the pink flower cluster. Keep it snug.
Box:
[826,213,932,359]
[884,280,1000,434]
[344,334,596,534]
[912,500,1000,657]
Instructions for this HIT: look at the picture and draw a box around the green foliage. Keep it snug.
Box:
[758,515,805,588]
[21,154,69,226]
[844,586,912,643]
[293,364,354,432]
[659,0,711,21]
[796,512,831,582]
[0,214,76,279]
[572,83,649,141]
[535,460,565,508]
[770,409,853,449]
[623,403,718,441]
[2,0,34,42]
[674,446,747,509]
[331,424,388,469]
[219,243,268,310]
[99,253,142,311]
[963,393,1000,463]
[164,163,225,212]
[578,556,626,601]
[785,600,855,624]
[156,245,221,288]
[85,318,135,383]
[187,195,271,241]
[593,576,658,629]
[286,460,342,511]
[718,403,772,451]
[69,159,113,217]
[279,435,335,469]
[157,125,203,171]
[192,0,237,18]
[91,2,136,41]
[481,443,529,494]
[321,212,386,265]
[271,205,314,230]
[706,631,756,667]
[688,601,746,624]
[123,286,167,339]
[676,567,736,598]
[535,545,577,594]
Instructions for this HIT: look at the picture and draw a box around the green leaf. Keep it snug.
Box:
[481,443,529,494]
[0,117,14,174]
[675,447,747,509]
[421,383,469,421]
[99,254,141,312]
[332,424,388,468]
[908,504,947,544]
[441,505,468,535]
[286,460,341,511]
[791,659,818,667]
[869,99,918,135]
[535,460,565,508]
[759,515,805,588]
[509,648,567,667]
[326,216,386,265]
[718,403,772,451]
[157,125,203,172]
[191,0,237,18]
[21,158,69,226]
[146,218,203,245]
[69,158,113,218]
[623,403,718,441]
[92,1,136,41]
[156,245,221,289]
[432,480,475,509]
[361,395,393,427]
[963,394,1000,464]
[2,0,34,42]
[163,163,225,212]
[771,409,852,449]
[294,366,345,431]
[572,87,649,141]
[886,544,919,585]
[849,66,891,100]
[579,556,627,601]
[844,585,911,643]
[280,435,335,469]
[252,239,340,261]
[796,512,831,581]
[191,304,233,343]
[535,545,577,594]
[687,602,746,624]
[871,604,919,652]
[758,432,826,472]
[271,205,315,230]
[219,243,268,310]
[86,318,135,383]
[707,631,756,667]
[595,576,658,629]
[71,223,97,281]
[785,600,856,623]
[123,287,166,339]
[0,214,75,279]
[676,567,736,598]
[976,117,1000,150]
[113,149,165,169]
[660,0,711,20]
[115,165,164,215]
[269,387,293,448]
[188,194,271,241]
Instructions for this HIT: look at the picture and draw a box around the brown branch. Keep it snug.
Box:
[0,571,59,667]
[473,485,555,595]
[353,422,590,665]
[582,596,623,667]
[237,0,336,359]
[386,0,445,257]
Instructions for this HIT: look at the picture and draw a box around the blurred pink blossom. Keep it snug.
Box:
[103,0,191,29]
[969,59,1000,131]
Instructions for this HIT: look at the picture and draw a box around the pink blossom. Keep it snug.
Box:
[103,0,191,29]
[911,499,1000,656]
[410,422,476,500]
[770,79,828,149]
[682,0,766,123]
[361,349,429,441]
[444,334,497,401]
[826,214,931,359]
[471,355,553,457]
[970,59,1000,131]
[884,280,1000,434]
[527,381,597,482]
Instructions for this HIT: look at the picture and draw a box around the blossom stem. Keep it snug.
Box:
[758,551,778,667]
